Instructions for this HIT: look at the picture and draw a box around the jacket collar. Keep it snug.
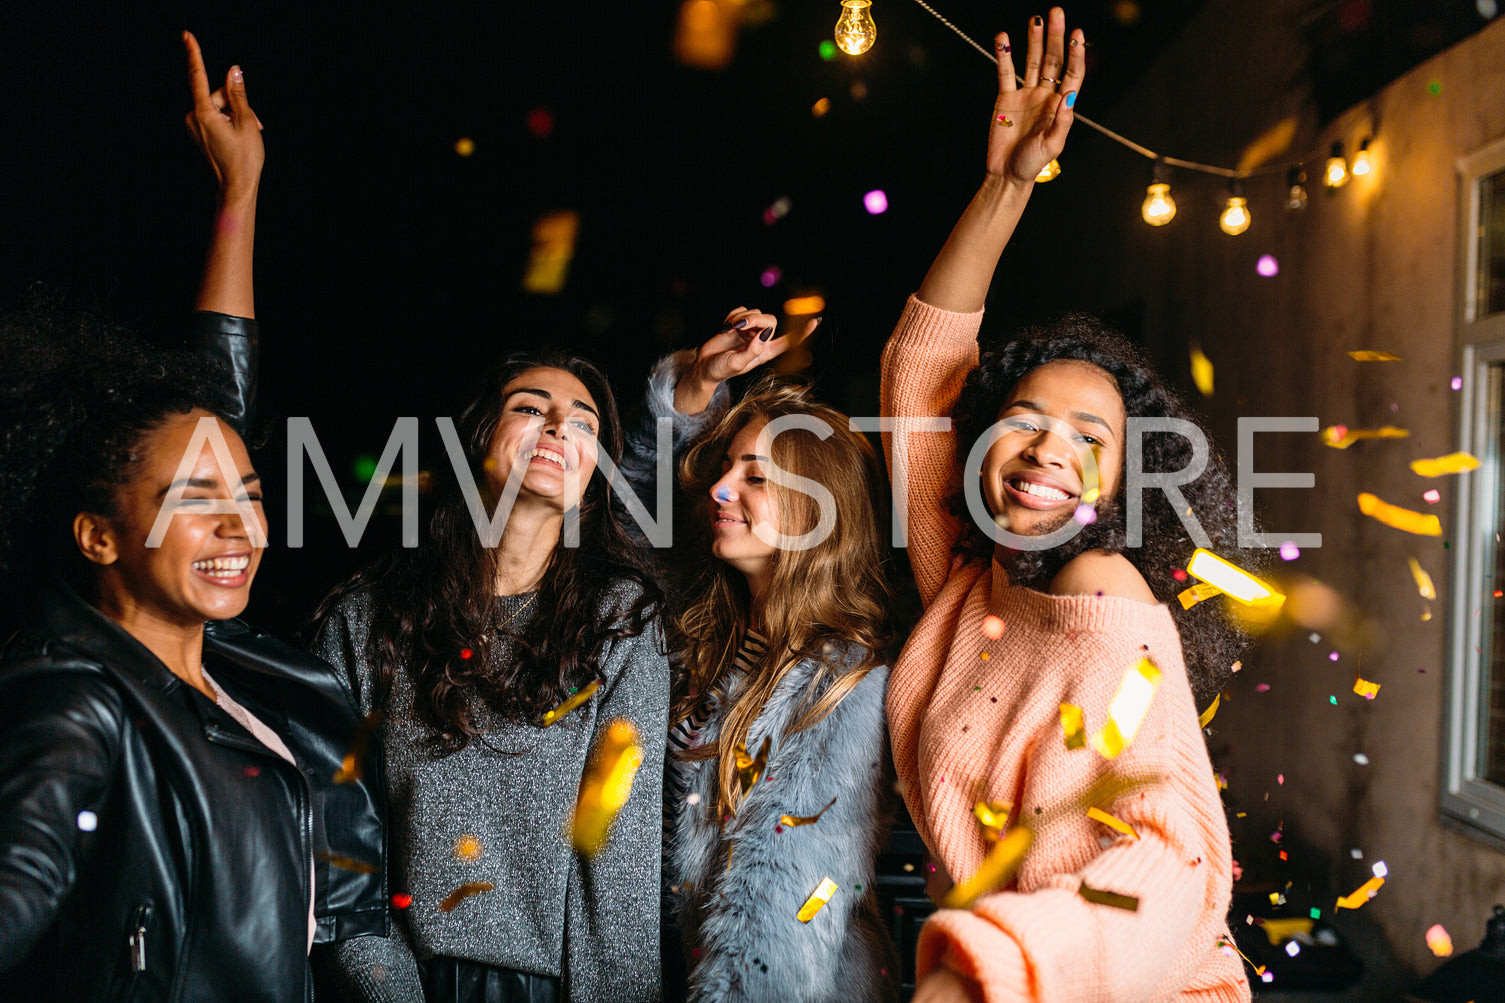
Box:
[38,577,189,693]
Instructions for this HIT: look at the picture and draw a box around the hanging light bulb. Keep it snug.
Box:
[1219,181,1251,235]
[1035,158,1061,183]
[834,0,877,55]
[1324,141,1349,188]
[1351,138,1372,177]
[1285,167,1309,211]
[1141,159,1176,226]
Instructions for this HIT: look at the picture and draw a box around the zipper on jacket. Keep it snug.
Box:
[127,901,153,972]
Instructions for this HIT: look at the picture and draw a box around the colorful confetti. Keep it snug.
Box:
[1353,677,1381,699]
[77,810,98,832]
[1321,425,1409,449]
[453,834,483,862]
[1177,581,1225,610]
[1409,452,1480,478]
[1090,659,1162,759]
[1423,489,1441,504]
[1347,350,1401,361]
[796,876,840,922]
[1186,549,1284,608]
[1279,541,1301,561]
[571,719,644,856]
[333,711,382,784]
[439,881,495,913]
[318,852,380,874]
[1198,694,1220,728]
[1078,881,1139,911]
[541,678,601,727]
[981,614,1006,639]
[1086,806,1139,839]
[1060,703,1086,750]
[1335,876,1384,910]
[1357,493,1442,536]
[942,827,1034,908]
[1189,346,1215,397]
[735,735,772,796]
[1425,923,1453,956]
[972,800,1013,837]
[391,893,413,909]
[780,796,838,828]
[1408,557,1438,600]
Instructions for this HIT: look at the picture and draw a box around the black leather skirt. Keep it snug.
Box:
[416,957,560,1003]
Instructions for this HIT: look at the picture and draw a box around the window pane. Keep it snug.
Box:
[1481,168,1505,318]
[1481,360,1505,784]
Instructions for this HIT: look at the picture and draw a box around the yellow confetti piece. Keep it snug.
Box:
[1408,557,1437,600]
[541,678,601,727]
[570,719,643,857]
[942,826,1034,909]
[972,800,1013,837]
[1321,425,1409,449]
[1335,875,1384,910]
[1409,452,1480,478]
[796,876,839,922]
[1347,350,1401,361]
[1086,806,1139,839]
[1357,493,1441,536]
[1260,917,1314,945]
[1075,773,1162,811]
[1353,677,1381,699]
[1060,703,1086,750]
[780,796,838,828]
[317,852,379,874]
[332,711,383,783]
[439,881,495,913]
[1178,581,1225,610]
[453,834,483,862]
[1186,549,1284,608]
[735,735,772,797]
[1189,346,1214,397]
[1198,694,1221,728]
[1425,923,1453,957]
[1218,936,1266,977]
[1077,882,1139,911]
[1090,659,1162,759]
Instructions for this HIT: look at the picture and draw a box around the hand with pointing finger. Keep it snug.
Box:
[182,30,263,204]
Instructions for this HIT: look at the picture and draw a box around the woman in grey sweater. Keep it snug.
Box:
[316,351,670,1003]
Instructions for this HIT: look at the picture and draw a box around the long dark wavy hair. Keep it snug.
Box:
[951,313,1263,704]
[315,350,665,755]
[0,290,236,629]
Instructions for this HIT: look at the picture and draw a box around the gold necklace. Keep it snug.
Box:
[485,592,538,643]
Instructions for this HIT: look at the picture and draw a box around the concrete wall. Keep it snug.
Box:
[1065,3,1505,980]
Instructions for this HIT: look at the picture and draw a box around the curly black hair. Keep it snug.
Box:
[950,312,1264,704]
[0,287,237,626]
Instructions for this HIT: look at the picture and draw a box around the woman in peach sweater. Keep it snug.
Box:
[880,9,1254,1001]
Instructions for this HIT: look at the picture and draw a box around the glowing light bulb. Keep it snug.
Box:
[1141,182,1175,226]
[1351,138,1371,177]
[1285,167,1308,211]
[1219,192,1250,236]
[834,0,876,56]
[1324,141,1349,188]
[1035,158,1061,183]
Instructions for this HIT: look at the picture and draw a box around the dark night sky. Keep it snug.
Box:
[2,0,1490,629]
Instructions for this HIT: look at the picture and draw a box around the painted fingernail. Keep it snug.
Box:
[1065,91,1077,108]
[231,66,244,83]
[759,329,773,342]
[1002,45,1012,52]
[1070,38,1079,47]
[733,319,748,330]
[1033,15,1043,26]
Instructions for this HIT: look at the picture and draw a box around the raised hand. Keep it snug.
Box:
[985,8,1085,184]
[673,307,813,414]
[182,30,264,202]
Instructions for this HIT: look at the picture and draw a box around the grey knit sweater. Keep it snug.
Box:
[316,585,669,1002]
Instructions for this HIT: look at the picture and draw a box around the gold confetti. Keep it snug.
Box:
[1078,881,1139,910]
[1198,694,1221,728]
[1335,875,1384,910]
[735,736,772,797]
[333,711,383,783]
[1347,350,1401,361]
[1353,677,1381,699]
[1186,549,1284,608]
[439,881,495,913]
[453,834,483,862]
[1409,452,1480,478]
[1357,493,1441,536]
[780,796,838,828]
[1086,806,1138,839]
[1090,659,1162,759]
[1408,557,1437,600]
[1321,425,1409,449]
[318,852,379,874]
[1178,581,1225,610]
[541,678,601,727]
[1075,773,1162,811]
[1189,346,1214,396]
[942,826,1034,908]
[1060,703,1086,750]
[972,800,1013,837]
[796,876,839,922]
[570,719,644,857]
[1425,923,1453,957]
[1218,936,1266,977]
[1260,917,1314,945]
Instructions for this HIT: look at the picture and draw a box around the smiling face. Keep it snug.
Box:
[981,359,1126,537]
[707,419,780,583]
[83,409,266,629]
[483,366,601,510]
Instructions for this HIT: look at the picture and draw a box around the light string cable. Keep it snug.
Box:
[905,0,1336,181]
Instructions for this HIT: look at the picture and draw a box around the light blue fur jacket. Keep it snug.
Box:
[622,353,900,1003]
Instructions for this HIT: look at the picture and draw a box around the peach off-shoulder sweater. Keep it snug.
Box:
[880,295,1250,1003]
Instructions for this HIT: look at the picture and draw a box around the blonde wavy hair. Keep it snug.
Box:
[669,377,892,820]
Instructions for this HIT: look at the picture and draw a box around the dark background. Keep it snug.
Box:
[2,0,1491,633]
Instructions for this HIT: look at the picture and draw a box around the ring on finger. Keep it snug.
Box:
[1040,75,1060,85]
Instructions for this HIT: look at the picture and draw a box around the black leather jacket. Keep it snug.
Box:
[0,581,386,1001]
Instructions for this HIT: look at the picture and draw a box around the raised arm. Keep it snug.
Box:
[879,7,1084,605]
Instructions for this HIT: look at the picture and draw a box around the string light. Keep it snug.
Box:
[1285,167,1309,211]
[1036,158,1061,183]
[1141,159,1176,226]
[1324,141,1350,188]
[1219,182,1251,236]
[1351,138,1372,177]
[835,0,877,56]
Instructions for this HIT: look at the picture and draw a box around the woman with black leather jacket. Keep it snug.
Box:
[0,34,385,1000]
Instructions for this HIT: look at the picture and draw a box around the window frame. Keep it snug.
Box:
[1442,135,1505,845]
